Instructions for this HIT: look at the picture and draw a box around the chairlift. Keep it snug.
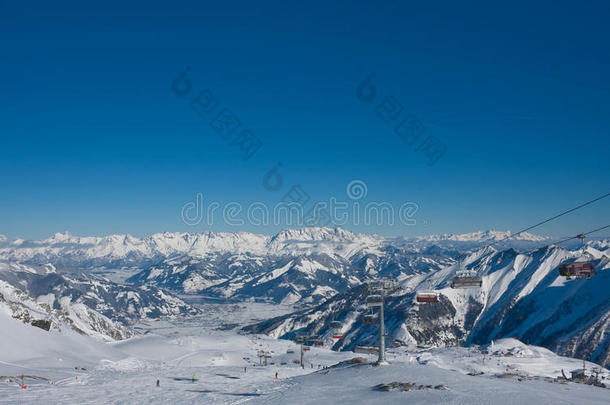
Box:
[305,336,320,346]
[329,319,344,339]
[365,294,383,307]
[363,314,377,325]
[355,345,379,354]
[367,278,397,293]
[329,320,342,329]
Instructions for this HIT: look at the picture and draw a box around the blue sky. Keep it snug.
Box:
[1,0,609,240]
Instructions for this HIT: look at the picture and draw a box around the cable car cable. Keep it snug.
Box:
[484,192,610,250]
[543,224,610,248]
[449,190,609,280]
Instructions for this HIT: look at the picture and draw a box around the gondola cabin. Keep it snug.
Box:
[355,345,379,354]
[329,320,342,329]
[451,270,482,289]
[332,333,344,339]
[314,340,324,346]
[558,261,595,280]
[365,294,383,307]
[416,291,439,303]
[363,314,377,325]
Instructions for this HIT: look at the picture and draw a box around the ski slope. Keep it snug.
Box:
[1,312,608,404]
[258,359,609,405]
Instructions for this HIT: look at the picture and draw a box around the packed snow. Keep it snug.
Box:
[1,306,609,404]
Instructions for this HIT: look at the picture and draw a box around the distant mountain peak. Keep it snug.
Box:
[269,227,357,243]
[418,230,548,243]
[45,231,74,243]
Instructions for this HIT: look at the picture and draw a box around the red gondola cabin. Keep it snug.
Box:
[558,261,595,280]
[416,292,439,303]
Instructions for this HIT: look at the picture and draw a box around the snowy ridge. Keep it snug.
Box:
[0,227,596,308]
[0,228,552,266]
[0,280,132,341]
[127,247,456,305]
[0,262,200,332]
[416,230,548,242]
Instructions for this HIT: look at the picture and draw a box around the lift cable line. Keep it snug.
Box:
[483,191,610,250]
[453,192,610,271]
[546,224,610,248]
[458,224,610,283]
[449,192,610,289]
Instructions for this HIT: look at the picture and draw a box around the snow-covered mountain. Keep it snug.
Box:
[396,230,551,251]
[417,230,548,242]
[0,227,547,305]
[0,278,132,342]
[0,262,199,341]
[126,245,457,305]
[246,244,610,367]
[3,227,609,367]
[0,228,549,268]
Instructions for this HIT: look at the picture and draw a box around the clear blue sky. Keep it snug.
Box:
[1,0,609,240]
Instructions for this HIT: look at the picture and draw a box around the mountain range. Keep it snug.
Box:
[1,227,609,369]
[0,228,553,305]
[0,228,549,266]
